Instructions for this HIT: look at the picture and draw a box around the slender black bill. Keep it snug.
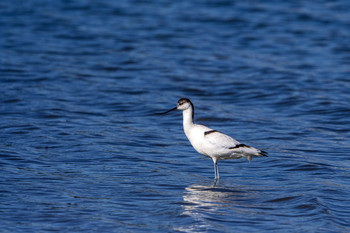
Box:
[156,107,177,115]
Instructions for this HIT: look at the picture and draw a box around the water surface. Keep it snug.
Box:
[1,0,350,232]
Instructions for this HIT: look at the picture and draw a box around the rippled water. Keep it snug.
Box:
[1,0,350,232]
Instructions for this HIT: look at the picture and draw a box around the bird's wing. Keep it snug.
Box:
[203,129,240,149]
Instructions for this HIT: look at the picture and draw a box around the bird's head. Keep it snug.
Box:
[156,98,193,115]
[176,98,192,111]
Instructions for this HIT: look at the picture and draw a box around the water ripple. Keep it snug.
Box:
[1,0,350,232]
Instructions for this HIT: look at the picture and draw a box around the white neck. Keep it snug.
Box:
[182,107,194,135]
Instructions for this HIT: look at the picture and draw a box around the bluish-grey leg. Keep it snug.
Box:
[213,159,220,180]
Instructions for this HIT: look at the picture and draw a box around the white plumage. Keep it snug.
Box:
[159,98,267,180]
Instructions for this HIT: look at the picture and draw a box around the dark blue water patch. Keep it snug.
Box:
[1,0,350,232]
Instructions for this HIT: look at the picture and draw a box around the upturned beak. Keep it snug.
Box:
[156,106,177,115]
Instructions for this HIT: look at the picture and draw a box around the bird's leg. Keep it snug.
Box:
[213,158,220,180]
[213,178,218,187]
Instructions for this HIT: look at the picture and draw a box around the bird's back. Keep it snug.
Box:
[184,124,237,157]
[185,124,265,161]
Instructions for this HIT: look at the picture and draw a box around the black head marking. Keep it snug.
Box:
[177,98,194,120]
[177,98,191,106]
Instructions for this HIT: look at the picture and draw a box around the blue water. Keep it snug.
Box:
[1,0,350,232]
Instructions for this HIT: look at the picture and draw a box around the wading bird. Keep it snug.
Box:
[158,98,267,181]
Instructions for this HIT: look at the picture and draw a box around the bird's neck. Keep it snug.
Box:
[182,108,194,133]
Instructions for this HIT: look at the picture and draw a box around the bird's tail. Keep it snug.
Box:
[259,150,268,157]
[245,149,268,162]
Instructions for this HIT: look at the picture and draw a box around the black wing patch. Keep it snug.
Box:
[204,130,219,136]
[229,144,252,149]
[260,150,268,157]
[229,144,268,157]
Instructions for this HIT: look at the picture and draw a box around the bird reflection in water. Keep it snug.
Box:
[176,183,256,232]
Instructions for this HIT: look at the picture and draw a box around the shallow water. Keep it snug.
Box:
[1,0,350,232]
